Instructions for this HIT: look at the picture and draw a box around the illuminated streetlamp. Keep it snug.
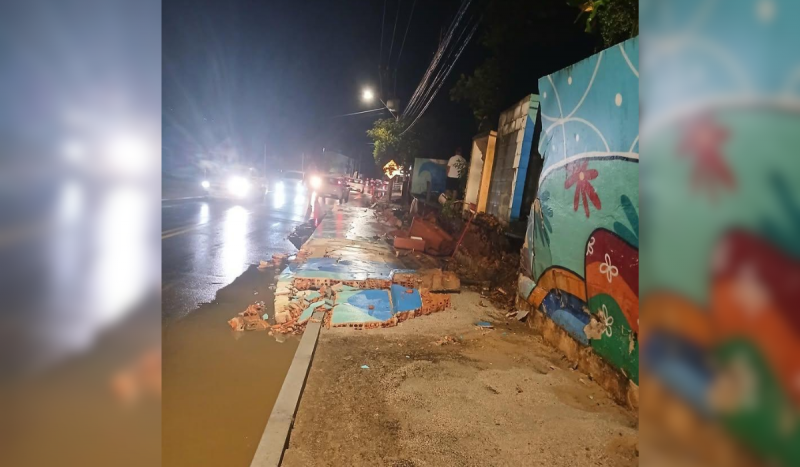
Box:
[361,87,397,120]
[362,88,375,102]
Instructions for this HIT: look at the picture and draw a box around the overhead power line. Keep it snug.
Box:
[378,0,387,96]
[387,0,402,69]
[393,0,417,96]
[400,16,481,136]
[404,12,474,120]
[404,0,470,110]
[331,108,388,118]
[402,0,471,117]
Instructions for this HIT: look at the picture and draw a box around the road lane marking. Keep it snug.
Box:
[162,223,206,240]
[161,223,200,236]
[161,203,307,240]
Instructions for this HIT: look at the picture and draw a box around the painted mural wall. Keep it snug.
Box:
[410,158,447,195]
[520,38,640,383]
[640,1,800,464]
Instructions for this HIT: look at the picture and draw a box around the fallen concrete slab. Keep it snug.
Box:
[271,206,457,334]
[331,289,393,326]
[391,268,460,292]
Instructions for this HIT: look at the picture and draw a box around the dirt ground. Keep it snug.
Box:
[282,291,639,467]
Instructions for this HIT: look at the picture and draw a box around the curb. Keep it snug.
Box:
[249,310,325,467]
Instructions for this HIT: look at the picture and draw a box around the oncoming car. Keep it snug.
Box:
[347,177,365,193]
[307,173,349,204]
[273,170,305,192]
[200,166,267,202]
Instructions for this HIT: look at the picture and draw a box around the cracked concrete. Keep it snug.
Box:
[282,292,639,467]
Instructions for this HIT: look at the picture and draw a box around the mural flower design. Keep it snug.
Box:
[565,161,601,218]
[678,115,735,196]
[600,304,614,338]
[533,191,554,246]
[599,253,619,283]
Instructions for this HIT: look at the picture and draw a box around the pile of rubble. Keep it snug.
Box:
[258,253,288,271]
[227,253,288,335]
[390,217,456,256]
[378,200,519,308]
[228,260,457,338]
[271,268,456,335]
[372,203,405,228]
[227,301,270,332]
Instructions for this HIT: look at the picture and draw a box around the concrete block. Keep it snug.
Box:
[275,310,291,324]
[275,295,291,313]
[394,236,425,251]
[409,218,454,254]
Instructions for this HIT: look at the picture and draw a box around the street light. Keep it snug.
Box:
[361,87,397,120]
[362,88,375,102]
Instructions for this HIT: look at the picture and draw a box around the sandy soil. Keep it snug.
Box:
[282,291,638,467]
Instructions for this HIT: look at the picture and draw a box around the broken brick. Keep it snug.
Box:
[409,217,455,255]
[394,236,426,251]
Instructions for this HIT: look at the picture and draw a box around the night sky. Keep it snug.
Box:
[163,0,595,177]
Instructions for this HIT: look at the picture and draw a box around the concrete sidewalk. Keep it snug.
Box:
[250,202,457,467]
[271,204,451,331]
[282,293,639,467]
[256,202,638,466]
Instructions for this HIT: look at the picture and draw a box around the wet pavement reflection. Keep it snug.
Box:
[162,190,313,324]
[161,190,368,467]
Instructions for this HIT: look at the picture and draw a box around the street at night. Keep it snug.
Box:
[161,193,313,323]
[9,0,800,466]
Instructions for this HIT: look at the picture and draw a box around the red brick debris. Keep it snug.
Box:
[228,301,270,332]
[230,272,456,338]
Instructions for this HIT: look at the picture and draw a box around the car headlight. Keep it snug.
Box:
[309,175,322,189]
[201,180,210,189]
[275,180,284,190]
[228,176,250,197]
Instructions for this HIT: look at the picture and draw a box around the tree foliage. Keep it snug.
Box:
[366,118,421,167]
[450,58,502,131]
[567,0,638,47]
[450,0,637,130]
[450,0,589,129]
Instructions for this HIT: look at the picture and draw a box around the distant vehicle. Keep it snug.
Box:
[372,178,389,191]
[347,177,365,193]
[308,173,349,204]
[201,166,267,201]
[274,170,305,191]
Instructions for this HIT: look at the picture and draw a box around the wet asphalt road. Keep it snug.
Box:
[161,188,316,323]
[161,189,370,323]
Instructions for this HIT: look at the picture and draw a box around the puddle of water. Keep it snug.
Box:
[162,265,299,467]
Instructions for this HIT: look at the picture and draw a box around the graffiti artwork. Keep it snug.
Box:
[410,158,447,195]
